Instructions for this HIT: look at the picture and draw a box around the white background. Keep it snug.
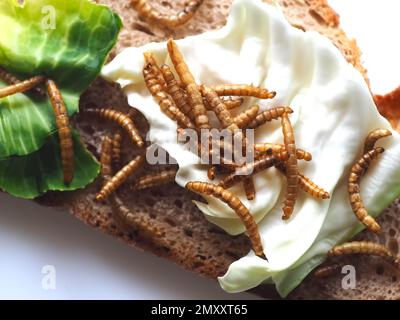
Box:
[0,0,399,299]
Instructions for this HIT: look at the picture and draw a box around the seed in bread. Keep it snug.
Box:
[328,241,400,268]
[348,147,384,233]
[45,79,74,185]
[254,143,312,161]
[167,39,210,130]
[281,112,299,220]
[186,181,265,259]
[363,128,392,154]
[85,108,145,148]
[0,67,45,96]
[131,0,204,28]
[100,136,113,183]
[143,62,195,129]
[233,105,260,129]
[112,131,123,171]
[96,155,145,202]
[132,169,177,190]
[248,107,293,129]
[161,64,193,120]
[0,75,46,99]
[218,156,277,189]
[212,84,276,100]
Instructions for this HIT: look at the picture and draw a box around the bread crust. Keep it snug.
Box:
[36,0,400,299]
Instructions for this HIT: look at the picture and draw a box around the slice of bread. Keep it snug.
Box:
[37,0,400,299]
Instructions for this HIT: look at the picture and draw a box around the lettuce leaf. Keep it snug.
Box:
[0,0,122,157]
[0,0,122,198]
[0,131,100,199]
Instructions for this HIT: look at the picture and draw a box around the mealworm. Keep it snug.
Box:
[46,79,74,185]
[281,112,298,220]
[247,107,293,129]
[314,264,342,278]
[96,155,145,202]
[100,136,113,183]
[111,194,165,239]
[131,0,204,28]
[207,166,217,180]
[160,64,193,120]
[167,39,210,129]
[143,62,195,129]
[218,156,277,189]
[0,67,45,96]
[200,85,237,130]
[233,105,260,129]
[112,131,123,171]
[275,161,330,200]
[143,52,167,89]
[243,177,256,200]
[85,108,145,148]
[212,84,276,99]
[364,128,392,154]
[0,75,46,99]
[222,97,244,110]
[348,147,384,233]
[254,143,312,161]
[328,241,400,267]
[132,169,177,190]
[186,181,265,259]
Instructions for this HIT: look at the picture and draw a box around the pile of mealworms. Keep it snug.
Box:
[0,32,398,276]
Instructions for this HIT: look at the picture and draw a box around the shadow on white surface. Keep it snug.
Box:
[0,193,257,299]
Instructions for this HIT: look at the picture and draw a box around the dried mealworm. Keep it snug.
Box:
[0,75,46,99]
[348,147,384,233]
[222,97,244,110]
[160,64,193,120]
[281,112,298,220]
[254,143,312,161]
[111,194,166,239]
[85,108,145,148]
[275,161,329,200]
[100,136,113,183]
[132,169,177,190]
[45,79,74,185]
[143,52,167,89]
[243,177,256,200]
[233,105,260,129]
[328,241,400,267]
[248,107,293,129]
[143,62,195,129]
[200,85,238,130]
[167,39,210,129]
[364,128,392,154]
[96,155,145,202]
[218,156,277,189]
[314,264,342,278]
[186,181,265,259]
[212,84,276,99]
[131,0,204,28]
[0,67,45,96]
[207,166,217,180]
[112,131,123,171]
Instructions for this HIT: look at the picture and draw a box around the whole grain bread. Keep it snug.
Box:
[37,0,400,299]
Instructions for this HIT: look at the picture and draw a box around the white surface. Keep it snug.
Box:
[0,0,399,300]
